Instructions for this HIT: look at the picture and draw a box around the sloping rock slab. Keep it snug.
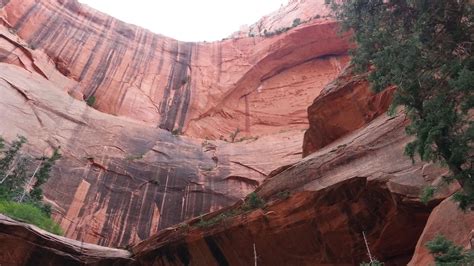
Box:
[0,214,134,265]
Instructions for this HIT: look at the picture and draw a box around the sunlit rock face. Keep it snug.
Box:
[0,0,350,247]
[129,67,457,265]
[0,50,305,247]
[0,52,460,264]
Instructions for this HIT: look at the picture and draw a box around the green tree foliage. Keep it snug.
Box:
[420,186,437,205]
[1,157,28,201]
[327,0,474,209]
[242,192,265,211]
[426,235,474,265]
[193,192,266,229]
[0,136,26,177]
[30,148,61,202]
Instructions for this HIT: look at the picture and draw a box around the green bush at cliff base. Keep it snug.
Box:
[0,200,63,235]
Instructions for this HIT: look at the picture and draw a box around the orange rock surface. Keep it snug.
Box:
[233,0,332,38]
[0,61,306,247]
[129,66,461,265]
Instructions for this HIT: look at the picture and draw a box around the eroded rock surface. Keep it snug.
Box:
[128,63,462,265]
[0,214,133,265]
[233,0,332,38]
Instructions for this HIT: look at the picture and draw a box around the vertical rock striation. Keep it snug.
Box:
[1,0,350,137]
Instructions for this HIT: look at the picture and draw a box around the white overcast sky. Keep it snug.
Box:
[78,0,289,42]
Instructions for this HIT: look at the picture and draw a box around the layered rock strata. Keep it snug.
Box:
[129,65,458,265]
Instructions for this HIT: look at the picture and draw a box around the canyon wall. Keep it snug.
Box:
[0,55,304,247]
[0,0,351,247]
[130,77,454,265]
[1,0,350,138]
[233,0,332,38]
[0,0,471,264]
[1,61,468,265]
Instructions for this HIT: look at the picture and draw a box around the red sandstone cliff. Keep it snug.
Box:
[128,69,459,265]
[0,61,468,265]
[233,0,332,38]
[1,0,350,139]
[0,0,471,265]
[0,0,350,247]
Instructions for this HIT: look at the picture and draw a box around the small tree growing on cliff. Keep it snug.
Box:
[292,18,302,27]
[29,148,61,201]
[426,235,474,265]
[326,0,474,209]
